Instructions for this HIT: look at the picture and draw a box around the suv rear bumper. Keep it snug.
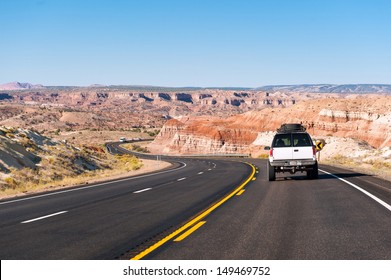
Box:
[270,159,317,167]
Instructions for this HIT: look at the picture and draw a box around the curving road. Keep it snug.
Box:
[0,143,390,259]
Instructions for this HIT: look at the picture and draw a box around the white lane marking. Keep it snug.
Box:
[21,211,68,224]
[198,172,204,175]
[319,169,391,212]
[177,178,186,181]
[0,162,188,206]
[133,188,152,194]
[208,169,212,171]
[212,163,216,168]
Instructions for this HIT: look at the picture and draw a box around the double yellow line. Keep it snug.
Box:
[131,162,256,260]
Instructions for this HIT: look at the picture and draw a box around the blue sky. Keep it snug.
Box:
[1,0,390,87]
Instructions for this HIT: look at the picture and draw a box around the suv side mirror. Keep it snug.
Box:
[264,146,271,150]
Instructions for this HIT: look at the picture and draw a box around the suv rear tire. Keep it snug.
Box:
[267,161,276,181]
[306,162,319,179]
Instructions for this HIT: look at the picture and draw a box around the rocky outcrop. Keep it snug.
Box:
[149,117,258,154]
[319,109,381,122]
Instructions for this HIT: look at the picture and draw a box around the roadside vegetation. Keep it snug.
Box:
[323,153,391,181]
[121,143,150,153]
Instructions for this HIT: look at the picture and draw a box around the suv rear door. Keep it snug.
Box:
[291,133,314,160]
[272,133,314,160]
[272,133,293,160]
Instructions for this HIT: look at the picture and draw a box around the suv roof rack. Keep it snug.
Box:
[277,123,306,133]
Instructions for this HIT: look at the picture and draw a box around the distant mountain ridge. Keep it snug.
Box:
[2,82,391,93]
[0,82,44,91]
[256,84,391,93]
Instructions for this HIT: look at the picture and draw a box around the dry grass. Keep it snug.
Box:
[326,154,355,166]
[365,159,391,170]
[323,155,391,181]
[121,143,150,153]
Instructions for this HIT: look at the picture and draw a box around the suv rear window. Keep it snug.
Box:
[292,133,312,147]
[272,133,291,147]
[272,133,312,147]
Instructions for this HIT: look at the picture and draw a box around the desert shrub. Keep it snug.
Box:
[131,144,150,153]
[19,137,36,148]
[147,129,160,137]
[4,177,17,188]
[367,160,391,170]
[115,154,143,171]
[330,154,355,165]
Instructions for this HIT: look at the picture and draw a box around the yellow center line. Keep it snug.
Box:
[130,162,256,260]
[236,189,245,196]
[174,221,206,242]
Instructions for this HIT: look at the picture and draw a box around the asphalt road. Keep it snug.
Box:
[0,143,390,259]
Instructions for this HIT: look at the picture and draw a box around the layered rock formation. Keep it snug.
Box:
[2,88,318,118]
[150,117,257,154]
[149,95,391,155]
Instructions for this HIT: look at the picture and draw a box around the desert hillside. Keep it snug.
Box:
[0,126,143,197]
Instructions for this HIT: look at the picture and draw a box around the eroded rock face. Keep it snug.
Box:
[150,96,391,154]
[149,116,258,154]
[319,109,381,122]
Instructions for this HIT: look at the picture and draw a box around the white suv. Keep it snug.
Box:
[265,124,318,181]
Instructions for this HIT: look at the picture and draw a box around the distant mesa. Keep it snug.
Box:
[256,84,391,93]
[0,82,44,91]
[89,84,107,88]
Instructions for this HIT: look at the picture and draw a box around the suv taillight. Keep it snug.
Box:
[270,148,273,157]
[312,145,316,156]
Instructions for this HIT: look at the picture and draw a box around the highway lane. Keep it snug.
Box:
[0,147,253,259]
[145,159,391,260]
